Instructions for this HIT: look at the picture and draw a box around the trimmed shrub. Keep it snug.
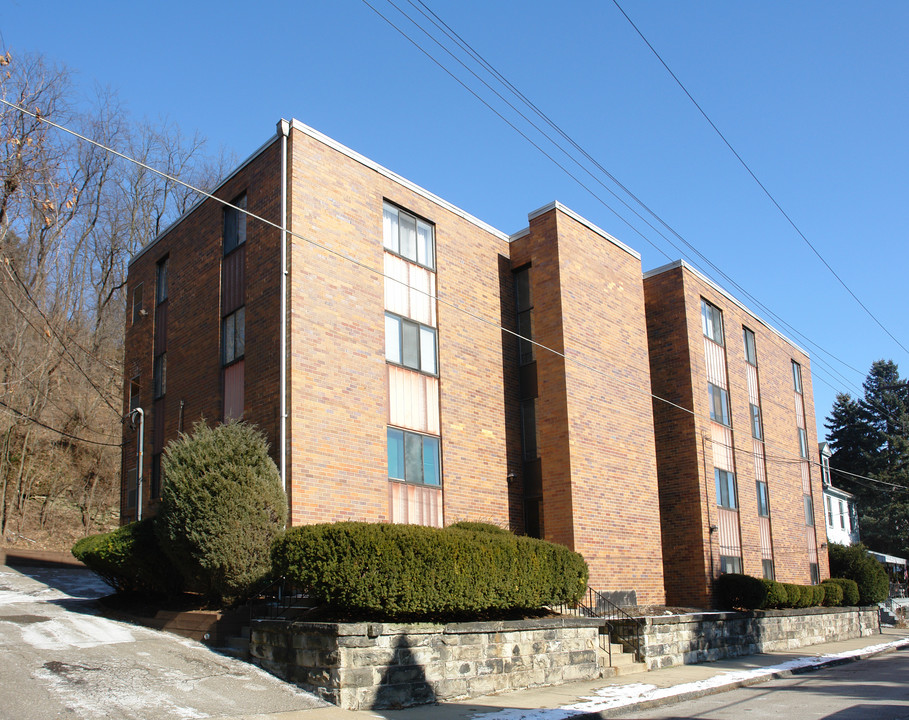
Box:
[828,543,889,605]
[155,420,287,605]
[72,518,182,595]
[821,580,844,607]
[782,583,803,608]
[761,579,789,609]
[715,573,768,610]
[825,577,860,606]
[448,521,511,535]
[811,584,826,606]
[271,521,588,618]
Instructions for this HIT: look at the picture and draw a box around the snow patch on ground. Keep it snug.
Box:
[472,637,909,720]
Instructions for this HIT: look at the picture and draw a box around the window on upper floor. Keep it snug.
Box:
[839,499,846,529]
[514,267,534,365]
[385,312,437,375]
[383,202,434,270]
[750,403,763,440]
[223,193,247,255]
[701,299,724,345]
[798,427,809,459]
[387,427,440,486]
[715,468,738,509]
[756,480,770,517]
[792,360,803,394]
[153,353,166,399]
[156,257,168,304]
[804,494,815,526]
[222,306,245,366]
[132,283,144,325]
[743,327,757,366]
[708,383,731,426]
[826,496,834,527]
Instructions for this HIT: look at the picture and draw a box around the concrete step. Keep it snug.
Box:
[611,660,648,676]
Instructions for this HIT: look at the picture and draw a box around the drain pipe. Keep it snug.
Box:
[277,119,290,499]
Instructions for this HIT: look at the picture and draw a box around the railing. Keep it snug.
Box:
[247,576,316,622]
[554,586,645,664]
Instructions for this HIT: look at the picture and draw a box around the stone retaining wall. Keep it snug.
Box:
[250,617,605,710]
[630,606,880,670]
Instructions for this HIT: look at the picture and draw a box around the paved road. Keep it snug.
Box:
[614,646,909,719]
[0,564,329,719]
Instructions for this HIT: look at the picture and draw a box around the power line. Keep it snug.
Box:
[0,398,122,448]
[611,0,909,357]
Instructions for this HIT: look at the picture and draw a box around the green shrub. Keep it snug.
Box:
[447,521,511,535]
[271,521,588,618]
[821,580,844,606]
[761,579,788,609]
[715,573,768,610]
[72,518,182,595]
[828,543,889,605]
[155,420,287,605]
[825,577,860,606]
[781,583,801,608]
[811,584,826,606]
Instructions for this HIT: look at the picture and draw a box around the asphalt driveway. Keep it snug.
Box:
[0,564,329,719]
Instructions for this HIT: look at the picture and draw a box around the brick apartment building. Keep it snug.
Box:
[122,119,826,607]
[644,261,829,606]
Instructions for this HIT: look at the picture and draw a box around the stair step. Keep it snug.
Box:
[612,661,648,676]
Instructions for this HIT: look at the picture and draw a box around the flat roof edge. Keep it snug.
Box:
[290,120,510,241]
[644,259,810,358]
[527,201,640,260]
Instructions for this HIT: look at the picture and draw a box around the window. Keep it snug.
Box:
[153,353,166,399]
[132,283,144,324]
[743,327,757,366]
[804,494,815,526]
[826,496,834,527]
[387,428,440,485]
[719,555,743,574]
[750,403,763,440]
[514,267,534,365]
[385,313,437,375]
[756,481,770,517]
[839,499,846,529]
[223,193,247,255]
[715,469,737,509]
[798,427,809,459]
[383,203,434,269]
[222,307,245,366]
[810,563,820,585]
[150,453,162,500]
[129,376,141,411]
[762,559,775,580]
[156,257,168,304]
[520,398,538,461]
[792,361,803,394]
[708,383,730,425]
[701,300,724,345]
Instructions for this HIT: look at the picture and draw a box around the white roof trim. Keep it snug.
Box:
[520,201,640,260]
[290,120,509,241]
[643,259,809,357]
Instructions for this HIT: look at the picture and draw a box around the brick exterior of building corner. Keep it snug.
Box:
[121,120,828,609]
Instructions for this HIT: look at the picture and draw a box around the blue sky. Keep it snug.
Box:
[4,1,908,438]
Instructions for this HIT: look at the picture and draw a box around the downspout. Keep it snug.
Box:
[278,119,290,500]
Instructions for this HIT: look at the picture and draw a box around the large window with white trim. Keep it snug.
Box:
[387,428,441,486]
[385,312,437,375]
[383,202,435,270]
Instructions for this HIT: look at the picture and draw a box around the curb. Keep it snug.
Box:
[573,638,909,719]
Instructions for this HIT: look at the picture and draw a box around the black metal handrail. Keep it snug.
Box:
[555,586,645,663]
[247,576,315,622]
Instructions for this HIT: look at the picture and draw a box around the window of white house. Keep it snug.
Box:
[156,257,168,304]
[383,203,434,270]
[708,383,731,425]
[756,480,770,517]
[839,499,846,529]
[826,496,834,527]
[153,354,166,399]
[701,299,724,345]
[750,403,763,440]
[715,469,737,509]
[743,327,757,366]
[222,306,245,366]
[387,427,440,485]
[385,312,437,375]
[132,283,144,324]
[223,193,247,255]
[792,361,803,394]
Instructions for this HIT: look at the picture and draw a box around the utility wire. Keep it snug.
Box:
[611,0,909,356]
[0,398,122,447]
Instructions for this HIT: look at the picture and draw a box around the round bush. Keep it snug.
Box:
[821,580,844,606]
[825,577,860,606]
[828,543,889,605]
[715,573,768,610]
[271,521,588,618]
[761,579,788,609]
[72,518,182,595]
[155,420,287,605]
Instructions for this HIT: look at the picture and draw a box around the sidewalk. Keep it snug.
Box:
[247,627,909,720]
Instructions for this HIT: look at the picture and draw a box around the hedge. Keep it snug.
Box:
[820,580,844,607]
[717,574,841,610]
[715,573,767,610]
[824,577,860,606]
[72,518,182,595]
[271,521,588,618]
